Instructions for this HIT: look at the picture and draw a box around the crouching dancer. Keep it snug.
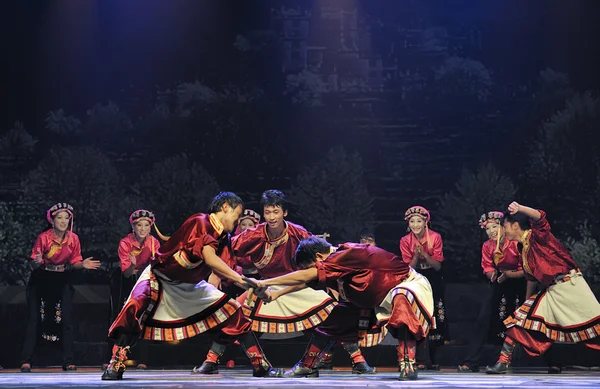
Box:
[102,192,282,380]
[247,237,435,380]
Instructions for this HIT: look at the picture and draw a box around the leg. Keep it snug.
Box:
[102,278,152,381]
[315,341,336,370]
[396,328,418,380]
[285,333,334,378]
[61,284,76,370]
[20,282,40,372]
[195,309,282,378]
[485,334,518,374]
[341,342,376,374]
[459,283,496,372]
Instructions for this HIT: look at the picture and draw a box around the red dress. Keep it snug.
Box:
[108,213,249,343]
[399,230,447,344]
[504,211,600,355]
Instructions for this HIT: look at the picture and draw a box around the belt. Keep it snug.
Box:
[44,264,65,272]
[553,268,581,285]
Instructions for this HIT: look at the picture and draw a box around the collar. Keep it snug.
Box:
[49,230,69,245]
[209,213,224,236]
[519,229,532,244]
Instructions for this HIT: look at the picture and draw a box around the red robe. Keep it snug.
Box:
[232,221,310,278]
[151,213,234,284]
[118,233,161,272]
[399,230,444,270]
[521,210,578,287]
[481,239,522,275]
[315,243,410,309]
[30,230,83,265]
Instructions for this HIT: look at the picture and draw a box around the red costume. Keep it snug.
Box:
[487,210,600,374]
[504,211,600,354]
[233,221,336,333]
[21,203,83,371]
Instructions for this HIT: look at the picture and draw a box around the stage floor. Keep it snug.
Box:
[1,367,599,389]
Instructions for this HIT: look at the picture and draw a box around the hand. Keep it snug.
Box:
[243,276,265,290]
[507,201,521,215]
[129,253,137,266]
[497,272,507,284]
[33,253,44,265]
[255,287,274,303]
[82,257,101,270]
[490,270,498,283]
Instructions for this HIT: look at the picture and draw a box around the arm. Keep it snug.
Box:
[420,250,442,271]
[30,235,45,269]
[118,241,136,278]
[202,245,244,284]
[272,284,307,299]
[508,202,541,221]
[259,268,319,287]
[526,280,538,298]
[400,237,419,268]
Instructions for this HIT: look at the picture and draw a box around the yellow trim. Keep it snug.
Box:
[254,224,289,269]
[520,229,533,276]
[173,250,203,269]
[209,213,224,235]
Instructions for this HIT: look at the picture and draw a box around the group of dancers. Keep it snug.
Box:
[17,190,600,380]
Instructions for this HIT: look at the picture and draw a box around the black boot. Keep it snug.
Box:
[101,345,130,380]
[352,361,376,374]
[284,362,320,378]
[284,334,333,378]
[239,332,283,378]
[485,340,516,374]
[192,342,227,374]
[342,342,376,374]
[315,341,335,370]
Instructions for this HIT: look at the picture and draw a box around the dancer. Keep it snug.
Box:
[249,237,434,380]
[21,203,101,372]
[400,206,447,370]
[457,211,525,372]
[486,202,600,374]
[103,210,162,371]
[197,190,348,374]
[101,192,282,380]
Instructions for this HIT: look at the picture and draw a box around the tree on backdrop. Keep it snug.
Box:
[435,164,518,281]
[21,147,129,267]
[525,93,600,235]
[290,146,374,243]
[132,153,221,234]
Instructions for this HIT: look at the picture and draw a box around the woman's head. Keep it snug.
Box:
[404,206,430,235]
[47,203,74,233]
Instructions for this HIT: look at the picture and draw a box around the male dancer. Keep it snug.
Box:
[102,192,282,380]
[249,237,435,380]
[486,202,600,374]
[197,190,374,375]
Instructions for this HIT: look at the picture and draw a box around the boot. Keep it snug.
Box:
[101,345,130,380]
[284,362,319,378]
[397,333,417,380]
[284,334,332,378]
[486,339,516,374]
[192,342,227,374]
[239,332,283,378]
[342,342,375,374]
[315,353,333,370]
[399,358,418,380]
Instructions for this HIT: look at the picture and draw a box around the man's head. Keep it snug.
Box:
[502,212,531,241]
[358,228,376,246]
[294,236,332,269]
[261,190,288,231]
[208,192,244,233]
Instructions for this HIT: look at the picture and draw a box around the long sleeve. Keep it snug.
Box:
[31,234,44,260]
[530,210,552,243]
[429,232,444,262]
[69,235,83,264]
[481,241,494,274]
[399,236,413,264]
[118,239,132,272]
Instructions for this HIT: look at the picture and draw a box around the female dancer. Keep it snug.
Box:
[21,203,100,372]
